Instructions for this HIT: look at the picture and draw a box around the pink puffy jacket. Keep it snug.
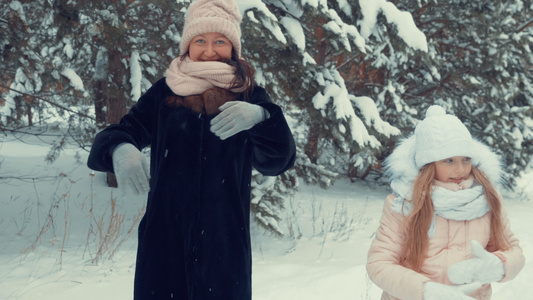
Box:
[367,194,525,300]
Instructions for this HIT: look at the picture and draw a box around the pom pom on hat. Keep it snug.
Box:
[180,0,242,57]
[425,105,446,118]
[414,105,474,168]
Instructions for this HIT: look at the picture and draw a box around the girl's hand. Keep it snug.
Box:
[210,101,268,140]
[448,240,505,284]
[423,282,481,300]
[112,143,150,195]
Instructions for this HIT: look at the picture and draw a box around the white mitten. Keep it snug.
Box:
[423,281,481,300]
[210,101,268,140]
[448,240,505,284]
[112,143,150,194]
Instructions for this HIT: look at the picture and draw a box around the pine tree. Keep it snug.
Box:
[240,0,430,234]
[386,0,533,185]
[1,0,187,181]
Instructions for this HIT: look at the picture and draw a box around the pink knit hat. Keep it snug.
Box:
[180,0,242,57]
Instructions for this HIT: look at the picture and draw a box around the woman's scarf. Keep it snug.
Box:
[165,56,247,96]
[391,176,490,237]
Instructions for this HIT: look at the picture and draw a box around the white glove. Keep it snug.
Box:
[210,101,268,140]
[448,240,505,284]
[423,282,481,300]
[111,143,150,195]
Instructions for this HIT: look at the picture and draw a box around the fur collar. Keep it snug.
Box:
[384,135,503,199]
[166,87,238,115]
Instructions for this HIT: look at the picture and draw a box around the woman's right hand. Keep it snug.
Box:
[423,281,481,300]
[112,143,150,194]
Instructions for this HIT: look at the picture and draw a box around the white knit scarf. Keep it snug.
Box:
[165,56,247,96]
[392,177,490,237]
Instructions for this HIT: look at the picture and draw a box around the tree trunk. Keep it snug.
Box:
[303,20,328,165]
[304,124,320,164]
[25,96,33,126]
[92,47,127,188]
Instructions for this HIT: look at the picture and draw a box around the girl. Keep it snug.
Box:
[87,0,296,299]
[366,105,524,300]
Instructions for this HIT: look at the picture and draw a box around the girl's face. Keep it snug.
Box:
[434,156,472,183]
[188,32,233,62]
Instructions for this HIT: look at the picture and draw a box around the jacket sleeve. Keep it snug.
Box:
[366,194,431,300]
[247,86,296,176]
[488,207,525,282]
[87,78,168,173]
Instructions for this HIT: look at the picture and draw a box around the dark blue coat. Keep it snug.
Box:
[87,78,296,300]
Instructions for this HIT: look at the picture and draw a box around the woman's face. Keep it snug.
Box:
[188,32,233,62]
[434,156,472,183]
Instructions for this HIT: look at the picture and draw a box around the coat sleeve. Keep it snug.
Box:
[247,87,296,176]
[366,194,431,300]
[87,78,168,173]
[488,207,525,282]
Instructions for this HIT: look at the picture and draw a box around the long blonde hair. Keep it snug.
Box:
[401,164,510,272]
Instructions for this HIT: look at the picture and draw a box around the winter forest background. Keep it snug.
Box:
[3,0,532,234]
[1,0,533,286]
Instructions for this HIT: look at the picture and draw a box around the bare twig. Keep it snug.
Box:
[0,84,95,120]
[517,18,533,32]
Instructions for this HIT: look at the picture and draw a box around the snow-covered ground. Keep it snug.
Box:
[0,131,531,299]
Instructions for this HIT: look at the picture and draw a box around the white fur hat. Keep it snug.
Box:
[180,0,242,57]
[414,105,473,168]
[385,105,503,199]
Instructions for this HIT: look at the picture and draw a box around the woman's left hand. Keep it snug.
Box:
[210,101,268,140]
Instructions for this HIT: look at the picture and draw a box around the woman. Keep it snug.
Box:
[87,0,296,299]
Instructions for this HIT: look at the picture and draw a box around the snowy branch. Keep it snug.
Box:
[0,84,95,121]
[517,18,533,32]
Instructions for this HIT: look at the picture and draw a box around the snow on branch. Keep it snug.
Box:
[277,15,318,64]
[312,69,387,148]
[9,1,26,22]
[236,0,287,44]
[63,41,74,60]
[235,0,275,17]
[280,16,306,50]
[350,95,400,138]
[324,8,366,54]
[358,0,428,52]
[129,50,142,101]
[335,0,353,17]
[517,17,533,32]
[0,83,95,121]
[61,68,85,92]
[262,19,287,44]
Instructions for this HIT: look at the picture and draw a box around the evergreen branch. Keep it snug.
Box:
[336,54,363,71]
[436,41,479,53]
[0,125,66,138]
[0,84,95,121]
[517,18,533,33]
